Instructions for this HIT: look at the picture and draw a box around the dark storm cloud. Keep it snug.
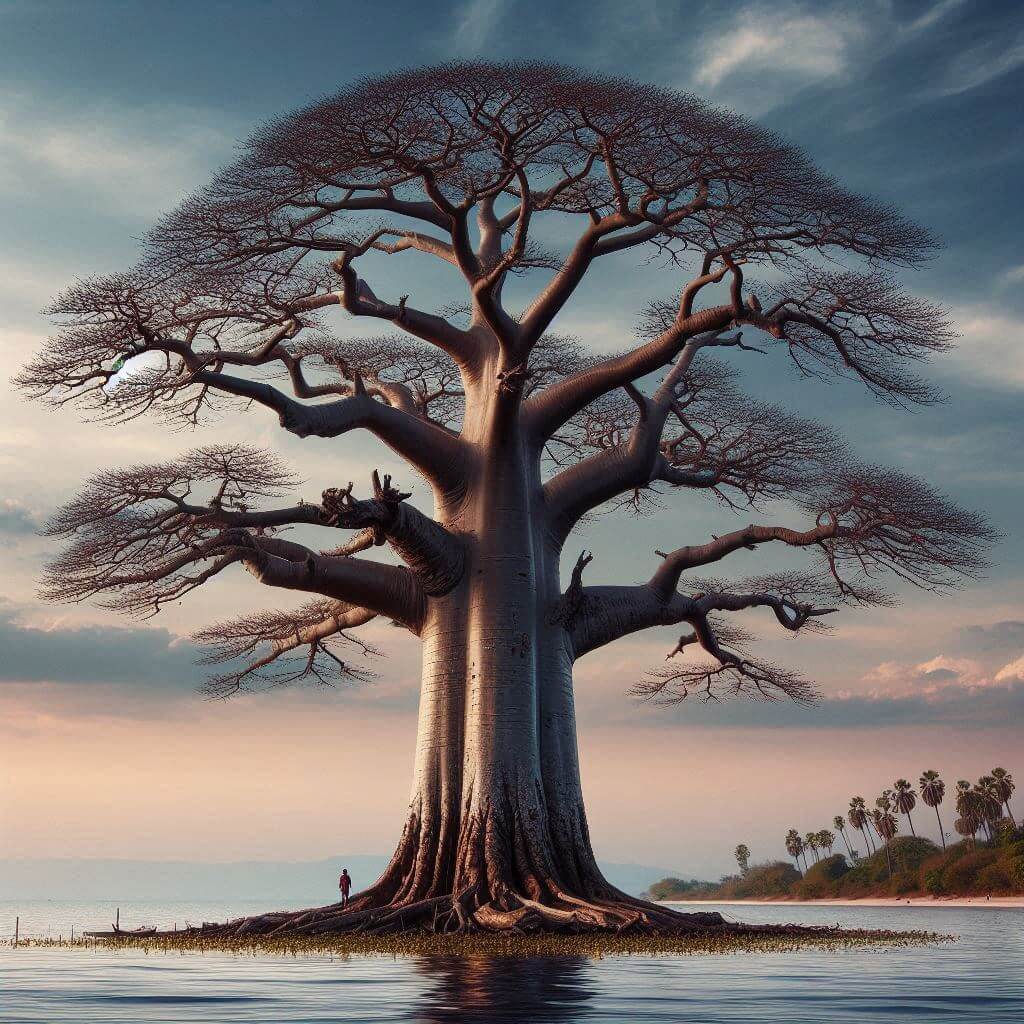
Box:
[0,604,200,691]
[958,621,1024,655]
[0,604,419,714]
[0,500,43,541]
[3,599,1020,730]
[620,682,1024,731]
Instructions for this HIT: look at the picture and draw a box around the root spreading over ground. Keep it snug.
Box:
[21,897,951,958]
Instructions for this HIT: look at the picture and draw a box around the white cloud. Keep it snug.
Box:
[932,33,1024,97]
[0,91,231,217]
[904,0,966,35]
[0,256,70,311]
[943,306,1024,390]
[996,264,1024,290]
[694,8,863,92]
[449,0,507,56]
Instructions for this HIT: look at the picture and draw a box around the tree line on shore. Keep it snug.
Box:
[648,767,1021,901]
[781,768,1016,878]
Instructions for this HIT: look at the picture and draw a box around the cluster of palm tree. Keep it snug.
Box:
[954,769,1017,846]
[784,828,835,871]
[782,767,1015,878]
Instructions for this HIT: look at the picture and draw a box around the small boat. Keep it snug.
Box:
[83,926,158,938]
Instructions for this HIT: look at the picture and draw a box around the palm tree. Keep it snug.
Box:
[805,831,820,863]
[892,779,917,837]
[954,814,979,847]
[919,770,947,849]
[735,843,751,875]
[871,800,899,878]
[955,780,981,847]
[991,768,1016,828]
[974,777,1002,841]
[818,829,836,857]
[849,796,875,854]
[834,815,856,861]
[785,829,804,872]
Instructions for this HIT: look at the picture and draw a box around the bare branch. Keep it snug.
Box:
[649,464,995,601]
[195,599,381,698]
[542,352,842,543]
[756,269,955,406]
[39,447,428,629]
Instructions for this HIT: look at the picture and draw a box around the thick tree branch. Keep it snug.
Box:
[524,311,734,446]
[516,183,710,353]
[330,254,482,369]
[190,368,467,492]
[648,521,836,602]
[320,472,465,595]
[567,584,694,659]
[541,332,747,540]
[243,545,426,633]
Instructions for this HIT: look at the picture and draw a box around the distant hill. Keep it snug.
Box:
[0,856,682,900]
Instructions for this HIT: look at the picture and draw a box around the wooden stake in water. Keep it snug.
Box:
[13,916,18,947]
[116,907,120,932]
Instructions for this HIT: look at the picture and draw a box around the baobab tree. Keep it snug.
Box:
[17,62,993,936]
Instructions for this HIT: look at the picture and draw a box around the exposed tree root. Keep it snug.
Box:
[183,889,742,941]
[180,801,746,940]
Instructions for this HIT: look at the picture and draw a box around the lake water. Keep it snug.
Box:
[2,900,1023,1022]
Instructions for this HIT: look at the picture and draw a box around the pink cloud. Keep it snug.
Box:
[863,653,999,698]
[994,653,1024,683]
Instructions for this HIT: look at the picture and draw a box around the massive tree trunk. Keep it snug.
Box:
[334,396,712,932]
[203,378,725,938]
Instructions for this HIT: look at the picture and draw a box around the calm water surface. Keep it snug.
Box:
[2,900,1022,1022]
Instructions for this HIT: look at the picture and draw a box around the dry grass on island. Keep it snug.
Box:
[16,925,951,959]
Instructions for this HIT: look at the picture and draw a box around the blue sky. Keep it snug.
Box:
[1,0,1022,876]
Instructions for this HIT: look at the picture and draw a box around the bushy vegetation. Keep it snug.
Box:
[719,862,803,899]
[649,827,1024,902]
[647,878,718,901]
[795,854,850,898]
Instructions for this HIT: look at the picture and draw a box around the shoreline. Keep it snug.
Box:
[663,896,1024,908]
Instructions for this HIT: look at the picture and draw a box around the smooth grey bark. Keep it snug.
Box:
[368,358,617,914]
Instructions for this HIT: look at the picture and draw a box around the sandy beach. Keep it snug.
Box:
[666,897,1024,908]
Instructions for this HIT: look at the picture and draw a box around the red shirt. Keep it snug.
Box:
[339,874,351,893]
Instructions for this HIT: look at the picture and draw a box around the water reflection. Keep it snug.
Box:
[414,955,593,1023]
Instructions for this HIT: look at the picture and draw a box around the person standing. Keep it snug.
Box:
[338,868,352,907]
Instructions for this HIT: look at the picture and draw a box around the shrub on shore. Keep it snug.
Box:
[719,862,803,899]
[648,826,1024,901]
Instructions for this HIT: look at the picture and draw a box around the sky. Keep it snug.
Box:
[1,0,1023,881]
